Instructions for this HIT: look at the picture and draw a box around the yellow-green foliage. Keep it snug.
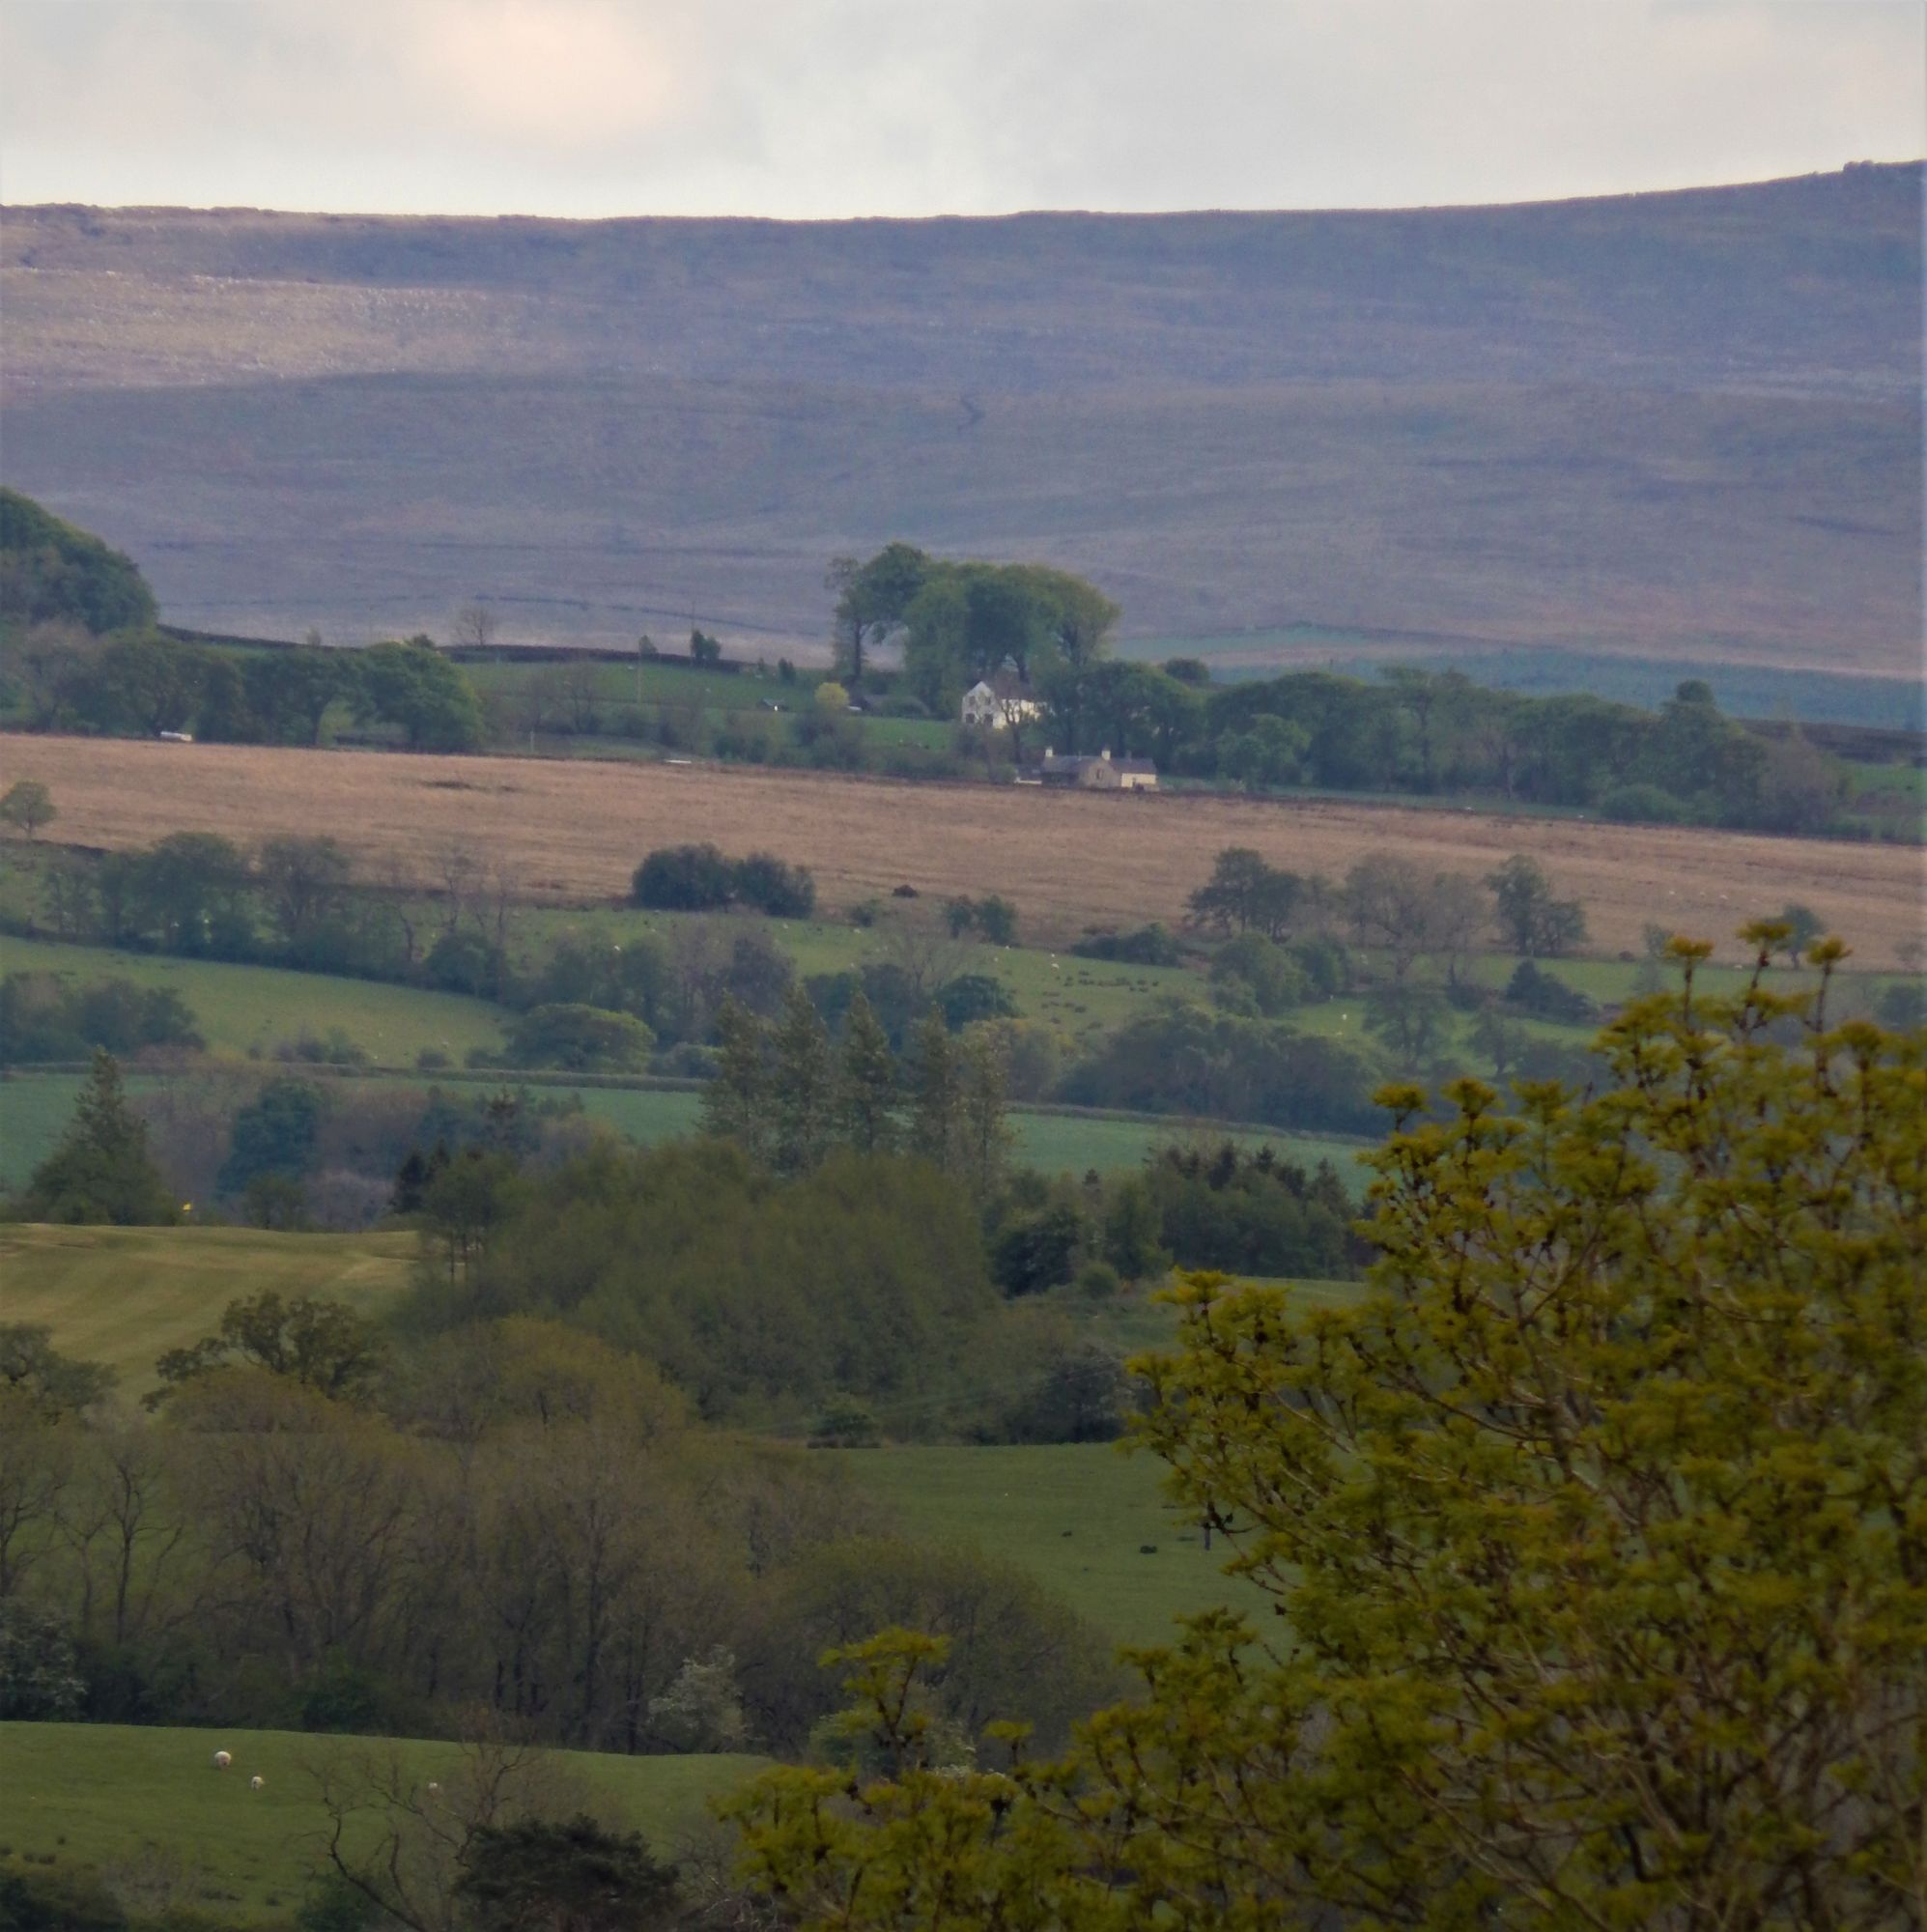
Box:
[729,929,1927,1927]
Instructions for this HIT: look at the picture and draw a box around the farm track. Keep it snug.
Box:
[5,733,1920,959]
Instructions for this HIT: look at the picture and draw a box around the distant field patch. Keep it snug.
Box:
[0,1224,415,1388]
[0,933,507,1064]
[843,1441,1278,1651]
[0,1722,761,1928]
[6,735,1917,960]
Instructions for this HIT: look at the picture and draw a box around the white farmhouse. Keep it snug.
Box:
[960,673,1043,729]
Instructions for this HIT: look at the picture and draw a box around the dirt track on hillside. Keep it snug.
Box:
[5,735,1920,962]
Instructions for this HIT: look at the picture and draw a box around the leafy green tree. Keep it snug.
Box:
[0,1325,115,1419]
[1187,847,1298,938]
[21,1050,177,1225]
[702,996,772,1162]
[218,1075,326,1196]
[1487,851,1588,957]
[733,850,816,918]
[0,485,157,632]
[1363,978,1451,1072]
[835,993,899,1157]
[631,842,736,910]
[906,1009,961,1171]
[127,830,252,953]
[1101,1177,1169,1283]
[88,631,203,735]
[504,1003,655,1073]
[954,1029,1013,1193]
[1774,900,1825,966]
[731,928,1926,1929]
[152,1289,383,1402]
[0,780,54,838]
[354,639,483,752]
[245,646,348,745]
[0,1602,87,1719]
[972,895,1017,946]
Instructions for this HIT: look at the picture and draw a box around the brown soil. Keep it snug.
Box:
[5,735,1920,963]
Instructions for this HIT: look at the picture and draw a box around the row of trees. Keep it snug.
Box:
[702,992,1011,1188]
[6,627,484,751]
[1190,845,1587,964]
[0,1310,1120,1765]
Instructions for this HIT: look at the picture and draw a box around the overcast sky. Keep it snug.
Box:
[1,0,1921,219]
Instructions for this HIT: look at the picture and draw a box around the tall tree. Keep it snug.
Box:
[22,1050,177,1226]
[954,1031,1013,1194]
[906,1009,961,1173]
[769,986,835,1175]
[836,992,899,1157]
[701,997,772,1164]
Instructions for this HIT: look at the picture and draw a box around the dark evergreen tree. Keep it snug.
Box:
[20,1051,176,1225]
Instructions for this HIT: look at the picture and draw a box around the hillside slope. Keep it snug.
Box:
[1,165,1918,671]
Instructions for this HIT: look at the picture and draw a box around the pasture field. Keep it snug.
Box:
[6,734,1917,960]
[843,1441,1279,1652]
[0,933,507,1065]
[0,1723,762,1928]
[0,1224,415,1388]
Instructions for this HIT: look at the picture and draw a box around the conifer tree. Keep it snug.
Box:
[701,996,772,1164]
[769,986,835,1175]
[955,1029,1013,1193]
[907,1009,961,1172]
[836,992,899,1156]
[23,1050,177,1225]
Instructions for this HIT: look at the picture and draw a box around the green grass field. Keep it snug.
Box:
[0,1723,762,1927]
[0,1224,416,1389]
[843,1441,1280,1652]
[0,934,507,1064]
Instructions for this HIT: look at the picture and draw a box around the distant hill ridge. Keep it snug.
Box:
[1,164,1918,675]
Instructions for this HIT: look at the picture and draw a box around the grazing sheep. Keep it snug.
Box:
[212,1750,232,1770]
[250,1776,265,1791]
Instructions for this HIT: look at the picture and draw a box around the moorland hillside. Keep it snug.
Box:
[0,164,1918,669]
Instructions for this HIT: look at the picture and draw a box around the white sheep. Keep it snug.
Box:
[212,1749,232,1770]
[250,1776,265,1791]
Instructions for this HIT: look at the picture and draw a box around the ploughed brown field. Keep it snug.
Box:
[6,734,1919,962]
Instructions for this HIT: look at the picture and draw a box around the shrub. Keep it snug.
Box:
[1209,933,1313,1015]
[504,1004,655,1073]
[733,852,816,919]
[934,974,1018,1031]
[1600,781,1690,825]
[1071,923,1183,967]
[1005,1341,1134,1442]
[1504,960,1598,1025]
[973,896,1018,946]
[633,842,737,911]
[810,1395,882,1448]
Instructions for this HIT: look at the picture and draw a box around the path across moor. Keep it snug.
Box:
[5,735,1919,961]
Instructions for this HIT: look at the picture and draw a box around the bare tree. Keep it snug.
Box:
[309,1730,575,1932]
[435,843,485,940]
[452,604,500,655]
[555,657,604,736]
